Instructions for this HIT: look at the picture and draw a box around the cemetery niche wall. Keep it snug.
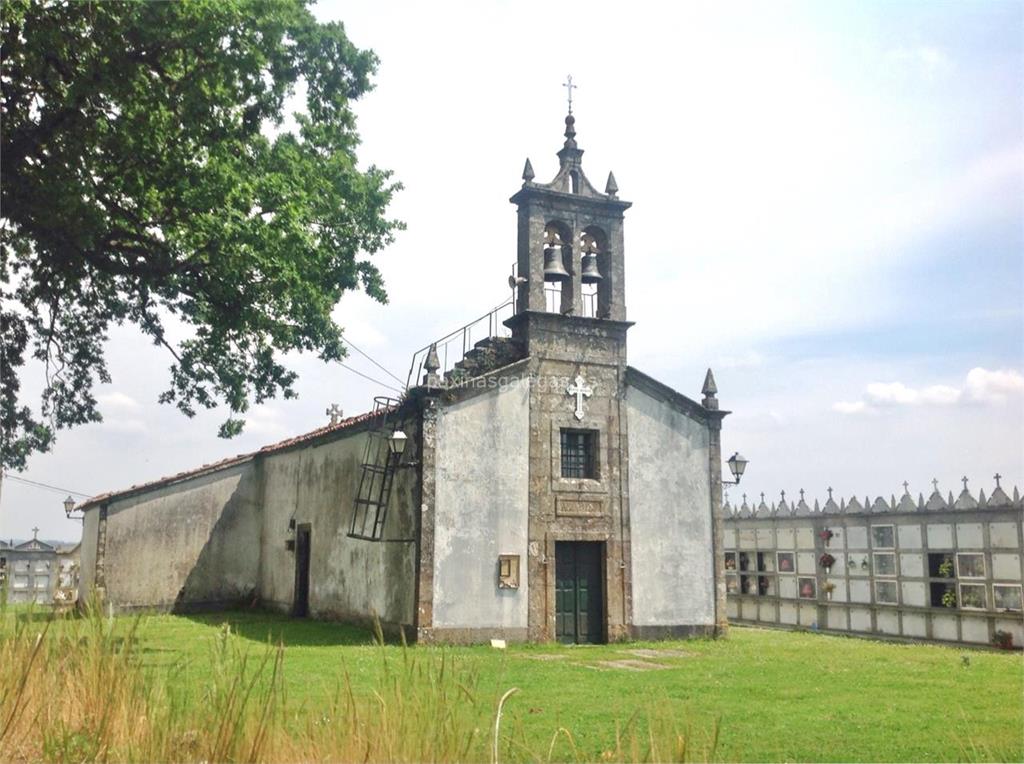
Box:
[723,477,1023,649]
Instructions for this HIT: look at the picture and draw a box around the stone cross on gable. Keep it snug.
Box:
[932,478,940,492]
[994,473,1002,488]
[566,374,592,421]
[961,476,969,491]
[902,481,910,493]
[827,487,834,500]
[326,404,344,425]
[32,527,39,539]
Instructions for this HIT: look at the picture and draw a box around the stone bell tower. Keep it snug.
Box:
[508,111,631,328]
[505,106,637,643]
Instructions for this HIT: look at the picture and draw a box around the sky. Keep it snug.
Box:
[3,0,1022,541]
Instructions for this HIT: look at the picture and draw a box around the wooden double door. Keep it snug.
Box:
[555,541,605,644]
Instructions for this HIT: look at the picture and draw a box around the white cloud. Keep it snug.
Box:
[97,391,141,410]
[964,367,1024,404]
[887,45,953,81]
[242,405,289,438]
[835,368,1022,414]
[100,418,147,433]
[713,351,766,370]
[833,400,869,415]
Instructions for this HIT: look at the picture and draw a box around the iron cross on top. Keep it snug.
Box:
[563,75,577,114]
[566,373,592,420]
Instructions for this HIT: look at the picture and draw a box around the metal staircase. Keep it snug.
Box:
[348,396,401,541]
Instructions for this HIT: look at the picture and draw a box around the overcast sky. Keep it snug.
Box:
[3,0,1022,541]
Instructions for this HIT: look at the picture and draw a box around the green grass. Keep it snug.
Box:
[93,610,1023,762]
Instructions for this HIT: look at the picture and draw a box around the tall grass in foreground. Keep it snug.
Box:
[0,605,715,763]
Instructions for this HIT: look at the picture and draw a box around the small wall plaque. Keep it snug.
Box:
[498,554,520,589]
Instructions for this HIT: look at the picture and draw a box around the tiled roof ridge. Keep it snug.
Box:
[77,405,393,510]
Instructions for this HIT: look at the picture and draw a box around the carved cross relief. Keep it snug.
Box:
[566,374,592,421]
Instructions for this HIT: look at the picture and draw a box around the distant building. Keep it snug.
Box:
[0,530,80,605]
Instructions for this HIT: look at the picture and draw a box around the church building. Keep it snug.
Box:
[76,112,730,644]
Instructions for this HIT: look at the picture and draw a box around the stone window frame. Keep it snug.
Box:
[992,583,1023,612]
[871,524,895,550]
[874,579,899,605]
[548,416,608,495]
[776,551,795,574]
[956,552,986,580]
[957,582,987,610]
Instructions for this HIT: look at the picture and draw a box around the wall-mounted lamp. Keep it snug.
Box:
[63,495,77,518]
[723,452,749,485]
[389,428,421,468]
[388,429,408,456]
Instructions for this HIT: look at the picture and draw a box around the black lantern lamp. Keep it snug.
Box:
[724,452,749,485]
[63,495,77,519]
[388,430,408,457]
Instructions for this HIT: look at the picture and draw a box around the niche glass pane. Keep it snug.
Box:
[871,525,895,549]
[956,553,985,579]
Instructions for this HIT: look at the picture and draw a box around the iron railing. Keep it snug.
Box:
[405,298,515,389]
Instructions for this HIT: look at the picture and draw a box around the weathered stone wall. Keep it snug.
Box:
[78,411,420,626]
[625,384,714,627]
[430,378,530,635]
[78,509,99,599]
[99,462,262,610]
[724,483,1024,648]
[257,424,418,629]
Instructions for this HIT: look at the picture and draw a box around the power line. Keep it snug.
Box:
[2,473,91,498]
[339,362,404,395]
[342,338,406,387]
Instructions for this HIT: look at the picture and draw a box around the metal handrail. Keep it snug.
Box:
[405,298,515,389]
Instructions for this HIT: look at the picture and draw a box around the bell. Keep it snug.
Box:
[581,252,603,284]
[543,246,570,282]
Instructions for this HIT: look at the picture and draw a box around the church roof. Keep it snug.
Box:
[14,537,55,552]
[76,405,394,512]
[624,366,719,423]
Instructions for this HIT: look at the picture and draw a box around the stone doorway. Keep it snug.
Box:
[292,524,311,617]
[555,541,605,644]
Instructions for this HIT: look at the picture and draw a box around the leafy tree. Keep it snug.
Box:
[1,0,402,470]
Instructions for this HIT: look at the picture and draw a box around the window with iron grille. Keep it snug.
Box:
[560,429,598,479]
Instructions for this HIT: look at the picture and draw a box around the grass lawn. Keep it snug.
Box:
[106,610,1024,762]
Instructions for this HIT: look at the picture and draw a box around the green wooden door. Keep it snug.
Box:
[555,542,604,644]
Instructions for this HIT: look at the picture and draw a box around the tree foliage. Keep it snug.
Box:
[0,0,402,470]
